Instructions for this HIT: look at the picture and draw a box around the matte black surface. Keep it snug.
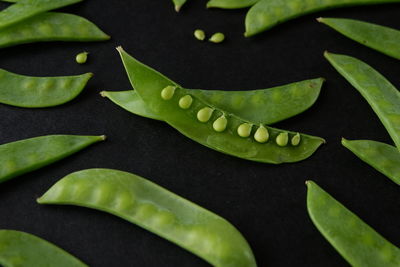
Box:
[0,1,400,266]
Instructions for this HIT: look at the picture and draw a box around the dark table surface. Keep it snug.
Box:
[1,1,400,266]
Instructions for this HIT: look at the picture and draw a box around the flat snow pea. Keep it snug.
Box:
[319,17,400,60]
[0,230,87,267]
[0,135,104,184]
[342,139,400,185]
[207,0,259,9]
[307,180,400,266]
[0,68,92,108]
[117,47,325,164]
[172,0,187,12]
[245,0,400,37]
[0,12,110,49]
[38,168,257,267]
[325,52,400,150]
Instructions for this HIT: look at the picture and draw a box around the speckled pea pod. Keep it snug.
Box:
[117,47,325,164]
[319,18,400,60]
[0,12,110,49]
[0,230,87,267]
[38,168,257,267]
[0,135,105,184]
[342,139,400,185]
[307,181,400,266]
[172,0,187,12]
[245,0,400,37]
[325,52,400,150]
[207,0,259,9]
[0,69,92,108]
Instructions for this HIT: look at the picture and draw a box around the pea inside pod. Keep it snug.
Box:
[38,168,257,267]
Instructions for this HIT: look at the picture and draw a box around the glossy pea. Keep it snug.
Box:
[194,29,206,41]
[237,123,252,138]
[161,85,176,100]
[307,181,400,266]
[276,132,289,147]
[172,0,187,11]
[245,0,400,37]
[0,135,104,184]
[0,230,87,267]
[0,68,92,108]
[75,52,88,64]
[179,95,193,109]
[38,169,257,267]
[197,107,214,122]
[213,115,228,132]
[254,125,269,143]
[207,0,259,9]
[291,133,301,146]
[325,52,400,150]
[209,32,225,43]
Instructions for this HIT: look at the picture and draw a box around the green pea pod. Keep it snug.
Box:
[0,69,92,108]
[38,168,257,267]
[245,0,400,37]
[0,12,110,49]
[319,17,400,60]
[0,135,105,184]
[325,52,400,150]
[117,47,325,164]
[0,230,87,267]
[342,139,400,185]
[172,0,187,12]
[307,180,400,266]
[207,0,259,9]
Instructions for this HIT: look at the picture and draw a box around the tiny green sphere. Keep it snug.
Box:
[179,95,193,109]
[161,85,176,100]
[276,132,289,147]
[291,133,301,146]
[209,32,225,43]
[197,107,214,123]
[213,115,228,132]
[194,29,206,41]
[254,125,269,143]
[75,52,88,64]
[237,123,252,138]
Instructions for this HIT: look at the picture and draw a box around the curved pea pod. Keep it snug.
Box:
[0,12,110,49]
[206,0,259,9]
[0,135,105,184]
[0,69,92,108]
[38,168,257,267]
[342,139,400,185]
[307,180,400,266]
[0,230,87,267]
[245,0,400,37]
[325,52,400,150]
[319,18,400,60]
[172,0,187,12]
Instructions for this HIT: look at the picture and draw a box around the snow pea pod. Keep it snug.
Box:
[325,52,400,150]
[0,230,87,267]
[38,168,257,267]
[342,139,400,185]
[206,0,259,9]
[245,0,400,37]
[0,68,92,108]
[0,135,105,184]
[0,12,109,49]
[117,47,325,164]
[307,180,400,266]
[319,17,400,60]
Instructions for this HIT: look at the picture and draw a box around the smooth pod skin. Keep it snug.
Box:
[319,17,400,60]
[245,0,400,37]
[0,69,92,108]
[0,230,87,267]
[0,135,105,184]
[342,139,400,185]
[117,47,325,164]
[325,52,400,150]
[172,0,187,12]
[38,169,257,267]
[207,0,259,9]
[307,181,400,266]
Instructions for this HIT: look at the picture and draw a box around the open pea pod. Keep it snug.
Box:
[307,181,400,266]
[117,47,324,164]
[0,230,87,267]
[38,168,257,267]
[206,0,259,9]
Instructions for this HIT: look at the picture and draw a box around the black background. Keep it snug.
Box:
[0,1,400,266]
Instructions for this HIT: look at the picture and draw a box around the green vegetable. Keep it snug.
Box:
[0,69,92,108]
[0,230,87,267]
[0,135,105,184]
[318,17,400,60]
[209,32,225,43]
[194,29,206,41]
[307,180,400,266]
[172,0,187,12]
[38,168,257,267]
[207,0,259,9]
[75,52,88,64]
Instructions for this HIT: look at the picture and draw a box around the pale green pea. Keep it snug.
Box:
[237,123,252,138]
[254,124,269,143]
[179,95,193,109]
[76,52,88,64]
[194,29,206,41]
[197,107,214,122]
[161,85,176,100]
[276,132,289,146]
[209,32,225,43]
[291,133,301,146]
[213,115,228,132]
